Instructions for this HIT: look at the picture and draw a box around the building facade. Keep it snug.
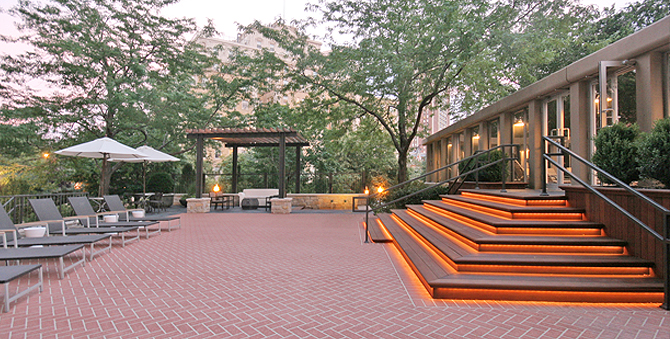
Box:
[424,16,670,189]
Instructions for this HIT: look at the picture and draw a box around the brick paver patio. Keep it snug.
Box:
[1,211,669,338]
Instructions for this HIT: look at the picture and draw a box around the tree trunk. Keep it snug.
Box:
[98,156,119,197]
[98,156,109,197]
[397,149,409,183]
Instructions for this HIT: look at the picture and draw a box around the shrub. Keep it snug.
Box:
[458,150,508,182]
[177,163,195,194]
[637,118,670,188]
[146,172,174,193]
[375,181,449,212]
[591,123,640,185]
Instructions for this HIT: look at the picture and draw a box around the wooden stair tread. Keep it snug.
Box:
[431,274,663,292]
[407,205,627,247]
[441,194,584,213]
[460,189,566,201]
[423,200,603,229]
[392,210,654,268]
[376,213,663,296]
[378,213,452,283]
[367,216,393,243]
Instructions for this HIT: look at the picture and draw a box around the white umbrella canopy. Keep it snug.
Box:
[108,145,180,196]
[108,145,179,163]
[54,137,149,159]
[54,137,148,196]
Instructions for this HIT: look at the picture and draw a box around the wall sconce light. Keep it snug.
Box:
[513,119,525,127]
[472,134,480,140]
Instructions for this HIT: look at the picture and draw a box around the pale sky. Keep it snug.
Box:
[0,0,630,45]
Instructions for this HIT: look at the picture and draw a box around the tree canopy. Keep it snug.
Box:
[0,0,233,195]
[244,0,597,182]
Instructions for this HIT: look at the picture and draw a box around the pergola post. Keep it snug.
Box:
[195,136,204,198]
[279,133,286,198]
[186,128,308,201]
[295,146,301,193]
[232,146,238,193]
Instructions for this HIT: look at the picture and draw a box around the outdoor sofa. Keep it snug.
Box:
[238,189,279,210]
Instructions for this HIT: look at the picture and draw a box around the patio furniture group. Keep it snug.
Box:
[0,194,181,312]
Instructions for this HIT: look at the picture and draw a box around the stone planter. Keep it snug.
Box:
[270,198,292,214]
[186,198,210,213]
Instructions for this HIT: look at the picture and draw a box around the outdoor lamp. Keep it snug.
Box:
[513,119,525,127]
[377,186,384,194]
[212,184,221,193]
[364,186,369,195]
[42,152,50,159]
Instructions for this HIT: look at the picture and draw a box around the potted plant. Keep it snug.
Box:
[179,194,192,207]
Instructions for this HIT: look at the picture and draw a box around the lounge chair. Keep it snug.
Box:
[68,197,161,239]
[0,264,42,312]
[0,205,112,261]
[0,242,85,279]
[29,198,141,247]
[104,195,181,231]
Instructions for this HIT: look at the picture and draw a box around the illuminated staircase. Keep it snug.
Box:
[370,189,664,303]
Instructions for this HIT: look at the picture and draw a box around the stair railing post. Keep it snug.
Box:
[364,188,370,244]
[662,212,670,310]
[500,145,507,193]
[475,154,480,190]
[540,137,549,196]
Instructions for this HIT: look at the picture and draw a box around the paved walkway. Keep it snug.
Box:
[1,211,669,338]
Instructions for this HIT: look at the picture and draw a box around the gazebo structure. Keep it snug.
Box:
[186,128,309,198]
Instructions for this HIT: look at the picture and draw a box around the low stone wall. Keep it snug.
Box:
[287,193,365,210]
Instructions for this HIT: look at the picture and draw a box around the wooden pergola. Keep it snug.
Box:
[186,128,309,198]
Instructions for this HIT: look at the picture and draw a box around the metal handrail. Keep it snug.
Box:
[541,135,670,310]
[364,144,520,242]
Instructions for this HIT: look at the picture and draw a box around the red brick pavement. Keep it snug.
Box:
[1,212,669,338]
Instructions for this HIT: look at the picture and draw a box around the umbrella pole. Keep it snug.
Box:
[143,161,146,196]
[142,161,147,211]
[99,154,109,197]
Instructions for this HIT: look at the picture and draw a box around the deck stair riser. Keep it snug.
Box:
[391,209,653,276]
[423,201,603,236]
[405,205,627,255]
[441,195,585,220]
[370,190,664,303]
[460,191,567,207]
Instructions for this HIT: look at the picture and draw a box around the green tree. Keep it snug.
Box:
[0,0,226,195]
[245,0,585,183]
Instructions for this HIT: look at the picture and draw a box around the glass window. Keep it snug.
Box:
[488,119,499,148]
[471,126,479,153]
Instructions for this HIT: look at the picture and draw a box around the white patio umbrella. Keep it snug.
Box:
[109,145,180,195]
[54,137,148,196]
[54,137,148,159]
